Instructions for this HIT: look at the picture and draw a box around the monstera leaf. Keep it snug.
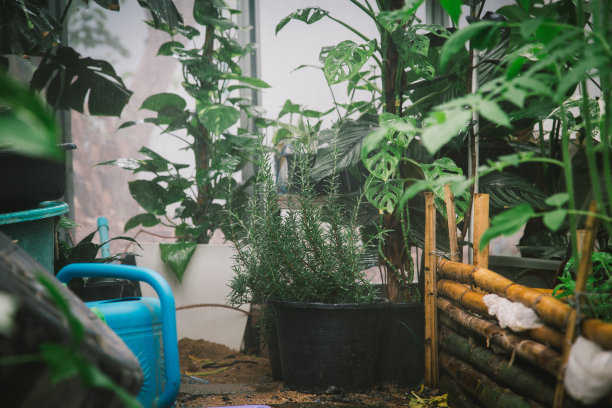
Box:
[31,47,132,116]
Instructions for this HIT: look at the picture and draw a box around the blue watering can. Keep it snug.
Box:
[57,263,180,408]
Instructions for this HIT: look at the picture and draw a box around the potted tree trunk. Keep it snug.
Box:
[228,142,385,392]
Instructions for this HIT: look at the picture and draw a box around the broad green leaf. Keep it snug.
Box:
[422,110,471,154]
[31,47,132,116]
[222,73,271,88]
[323,40,375,85]
[275,7,329,34]
[0,72,62,161]
[543,209,566,232]
[141,93,186,112]
[157,41,183,56]
[160,242,197,282]
[129,179,177,215]
[361,127,387,158]
[124,213,160,232]
[479,204,535,250]
[278,99,302,119]
[546,193,569,207]
[439,0,462,26]
[365,176,403,213]
[376,0,425,32]
[362,142,402,181]
[478,99,511,128]
[197,104,240,135]
[440,22,499,69]
[516,0,530,12]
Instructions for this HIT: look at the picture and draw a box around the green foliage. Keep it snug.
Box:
[54,218,140,273]
[553,252,612,322]
[105,0,263,281]
[0,71,62,161]
[0,0,181,117]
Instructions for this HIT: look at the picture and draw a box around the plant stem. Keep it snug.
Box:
[558,96,578,262]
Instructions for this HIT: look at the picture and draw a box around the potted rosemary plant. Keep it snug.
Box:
[228,139,384,392]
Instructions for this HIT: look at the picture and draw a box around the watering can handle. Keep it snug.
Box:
[56,263,180,408]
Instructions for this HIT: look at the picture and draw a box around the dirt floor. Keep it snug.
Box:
[176,338,446,408]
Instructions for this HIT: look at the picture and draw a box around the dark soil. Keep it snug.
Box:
[176,338,446,408]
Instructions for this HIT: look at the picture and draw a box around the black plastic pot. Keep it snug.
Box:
[0,144,76,213]
[272,301,385,392]
[67,277,142,302]
[375,302,424,387]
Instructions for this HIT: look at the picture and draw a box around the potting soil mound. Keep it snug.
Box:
[177,338,446,408]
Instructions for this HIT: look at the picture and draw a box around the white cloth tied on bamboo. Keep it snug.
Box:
[483,294,543,331]
[565,336,612,405]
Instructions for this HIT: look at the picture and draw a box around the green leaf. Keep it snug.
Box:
[160,242,197,282]
[439,0,462,26]
[365,176,403,213]
[129,180,173,215]
[440,22,499,70]
[376,0,425,32]
[323,40,375,85]
[543,209,566,232]
[30,47,132,116]
[141,93,186,112]
[124,213,160,232]
[545,193,569,207]
[479,204,535,250]
[516,0,530,12]
[157,41,184,56]
[275,7,329,34]
[362,142,402,181]
[0,72,62,161]
[40,343,80,384]
[422,110,471,154]
[478,99,511,128]
[197,104,240,135]
[228,75,271,89]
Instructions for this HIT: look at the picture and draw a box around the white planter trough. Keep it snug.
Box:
[135,242,248,351]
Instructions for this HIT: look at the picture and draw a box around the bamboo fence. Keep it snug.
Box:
[425,190,612,408]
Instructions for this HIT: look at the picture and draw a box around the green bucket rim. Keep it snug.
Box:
[0,201,69,225]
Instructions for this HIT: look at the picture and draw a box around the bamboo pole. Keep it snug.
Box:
[553,202,599,408]
[473,193,489,268]
[439,351,545,408]
[438,297,562,376]
[437,258,571,328]
[438,258,612,349]
[444,185,460,262]
[438,279,565,350]
[424,192,438,387]
[440,326,579,408]
[440,375,480,408]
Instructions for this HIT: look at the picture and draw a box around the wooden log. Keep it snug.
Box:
[439,351,545,408]
[438,296,562,376]
[440,375,480,408]
[424,192,438,387]
[554,203,599,408]
[443,185,460,262]
[438,279,565,350]
[440,326,579,408]
[0,232,143,408]
[473,193,489,268]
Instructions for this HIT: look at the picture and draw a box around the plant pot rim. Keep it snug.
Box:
[270,300,388,310]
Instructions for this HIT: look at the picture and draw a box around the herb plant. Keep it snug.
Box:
[103,0,267,281]
[228,136,378,338]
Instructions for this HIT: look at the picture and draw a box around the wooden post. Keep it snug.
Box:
[424,192,438,387]
[473,193,489,269]
[553,202,599,408]
[444,185,460,262]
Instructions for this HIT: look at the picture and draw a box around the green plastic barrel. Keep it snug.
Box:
[0,201,69,273]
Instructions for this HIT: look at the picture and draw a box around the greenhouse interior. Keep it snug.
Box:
[1,0,612,407]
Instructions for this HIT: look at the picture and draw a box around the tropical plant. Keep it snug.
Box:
[0,0,181,118]
[228,136,378,338]
[103,0,266,281]
[404,0,612,266]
